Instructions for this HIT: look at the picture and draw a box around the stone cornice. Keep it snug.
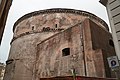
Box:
[13,8,109,32]
[10,30,42,44]
[99,0,108,6]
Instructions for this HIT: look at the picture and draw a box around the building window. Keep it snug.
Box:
[62,48,70,56]
[32,26,34,30]
[109,39,114,47]
[55,24,57,28]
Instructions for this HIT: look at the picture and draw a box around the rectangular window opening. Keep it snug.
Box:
[62,48,70,56]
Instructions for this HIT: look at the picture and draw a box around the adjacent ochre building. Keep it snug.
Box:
[0,0,12,45]
[4,8,116,80]
[100,0,120,59]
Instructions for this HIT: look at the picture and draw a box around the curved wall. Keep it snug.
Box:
[4,8,112,80]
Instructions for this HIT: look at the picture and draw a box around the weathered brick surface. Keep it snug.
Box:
[4,9,116,80]
[82,19,116,78]
[36,24,84,79]
[35,19,116,80]
[13,13,85,38]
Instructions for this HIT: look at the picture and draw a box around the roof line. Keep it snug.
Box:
[13,8,109,32]
[99,0,108,6]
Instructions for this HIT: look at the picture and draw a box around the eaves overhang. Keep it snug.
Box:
[99,0,108,6]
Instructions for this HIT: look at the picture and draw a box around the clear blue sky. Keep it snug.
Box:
[0,0,109,63]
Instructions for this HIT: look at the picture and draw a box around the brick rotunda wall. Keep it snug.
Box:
[3,8,115,80]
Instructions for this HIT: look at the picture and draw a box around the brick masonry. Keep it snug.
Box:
[35,19,115,80]
[3,8,116,80]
